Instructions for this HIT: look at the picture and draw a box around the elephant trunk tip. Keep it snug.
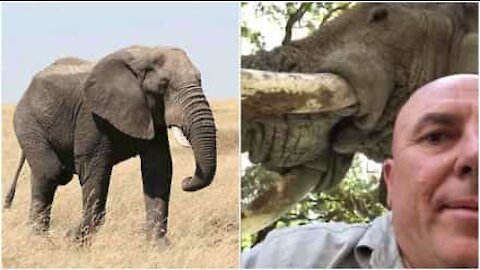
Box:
[181,175,213,192]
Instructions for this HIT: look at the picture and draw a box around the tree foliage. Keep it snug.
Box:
[242,154,387,250]
[241,2,353,53]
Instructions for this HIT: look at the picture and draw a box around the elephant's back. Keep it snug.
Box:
[14,59,93,164]
[36,57,94,78]
[19,70,87,127]
[22,58,92,112]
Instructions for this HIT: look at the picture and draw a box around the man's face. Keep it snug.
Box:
[383,75,478,267]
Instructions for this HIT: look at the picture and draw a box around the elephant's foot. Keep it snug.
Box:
[67,205,106,245]
[66,225,90,246]
[146,233,171,249]
[145,225,167,239]
[154,236,171,249]
[27,220,50,236]
[28,213,51,235]
[143,222,170,247]
[66,222,102,246]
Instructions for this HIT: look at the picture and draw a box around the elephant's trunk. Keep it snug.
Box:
[178,86,217,192]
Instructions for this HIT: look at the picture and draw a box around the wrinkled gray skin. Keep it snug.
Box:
[242,3,477,231]
[5,46,217,243]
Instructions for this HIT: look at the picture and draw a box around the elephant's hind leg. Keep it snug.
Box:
[29,174,57,233]
[25,148,73,233]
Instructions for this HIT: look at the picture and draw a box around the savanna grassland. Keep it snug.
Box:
[2,99,239,268]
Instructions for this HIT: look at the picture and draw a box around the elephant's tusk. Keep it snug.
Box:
[171,126,191,148]
[241,166,320,236]
[241,69,357,119]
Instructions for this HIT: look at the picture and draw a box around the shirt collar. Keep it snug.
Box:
[354,212,405,268]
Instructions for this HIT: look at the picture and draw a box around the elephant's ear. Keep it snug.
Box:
[84,54,154,140]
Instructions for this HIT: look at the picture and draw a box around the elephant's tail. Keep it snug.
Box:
[4,151,26,209]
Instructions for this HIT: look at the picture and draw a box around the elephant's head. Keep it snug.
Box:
[241,3,478,234]
[84,45,216,192]
[244,3,478,131]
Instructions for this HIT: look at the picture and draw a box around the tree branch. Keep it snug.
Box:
[320,3,351,26]
[282,3,312,45]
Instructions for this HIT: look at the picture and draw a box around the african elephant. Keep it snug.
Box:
[241,3,478,234]
[5,45,217,242]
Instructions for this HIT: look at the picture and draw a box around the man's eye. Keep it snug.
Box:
[422,131,448,144]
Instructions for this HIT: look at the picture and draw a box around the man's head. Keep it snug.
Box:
[383,74,478,267]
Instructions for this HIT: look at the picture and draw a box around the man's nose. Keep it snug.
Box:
[454,127,478,183]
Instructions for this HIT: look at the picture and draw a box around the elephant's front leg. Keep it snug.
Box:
[140,132,172,241]
[71,156,112,243]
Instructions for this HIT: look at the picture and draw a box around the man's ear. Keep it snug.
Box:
[383,159,395,209]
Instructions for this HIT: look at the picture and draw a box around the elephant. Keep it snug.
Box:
[241,3,478,235]
[4,45,217,243]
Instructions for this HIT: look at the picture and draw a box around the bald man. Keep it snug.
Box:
[242,74,478,268]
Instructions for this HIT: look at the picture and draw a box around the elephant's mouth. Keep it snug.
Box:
[241,68,360,235]
[241,68,359,166]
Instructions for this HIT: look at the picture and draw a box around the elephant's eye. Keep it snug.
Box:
[142,67,154,78]
[158,77,169,89]
[143,71,169,95]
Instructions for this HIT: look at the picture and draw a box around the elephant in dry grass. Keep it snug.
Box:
[5,45,217,243]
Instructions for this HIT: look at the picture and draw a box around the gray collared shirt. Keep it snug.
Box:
[241,212,404,268]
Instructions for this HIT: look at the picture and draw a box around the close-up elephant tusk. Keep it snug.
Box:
[171,126,191,148]
[241,166,320,236]
[241,69,357,119]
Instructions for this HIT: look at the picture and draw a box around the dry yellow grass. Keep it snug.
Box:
[2,99,239,268]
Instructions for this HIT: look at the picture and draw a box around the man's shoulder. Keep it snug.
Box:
[242,221,371,268]
[267,220,369,243]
